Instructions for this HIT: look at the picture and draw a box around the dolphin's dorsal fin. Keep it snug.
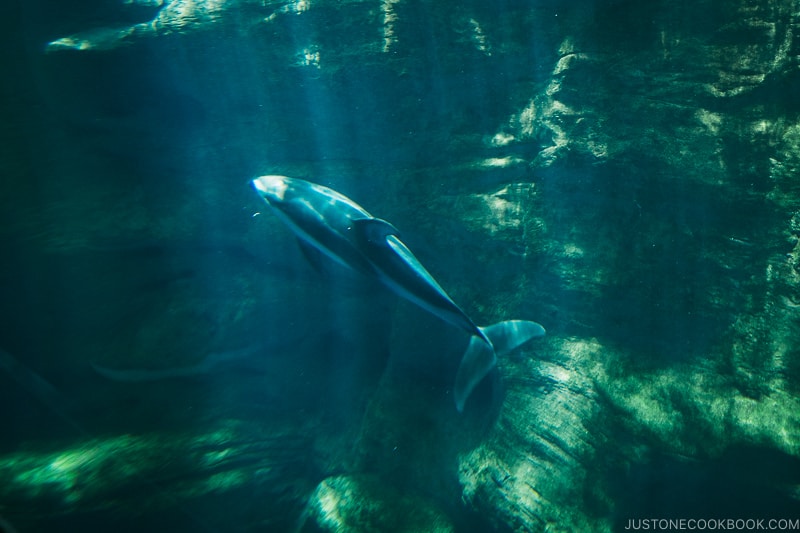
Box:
[352,218,400,245]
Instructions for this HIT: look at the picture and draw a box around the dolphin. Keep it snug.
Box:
[252,175,545,411]
[90,346,260,383]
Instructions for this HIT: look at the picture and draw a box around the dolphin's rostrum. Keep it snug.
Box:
[252,175,545,411]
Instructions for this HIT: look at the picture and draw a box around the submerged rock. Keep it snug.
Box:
[301,475,454,533]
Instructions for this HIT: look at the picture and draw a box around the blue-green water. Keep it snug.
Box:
[2,0,799,531]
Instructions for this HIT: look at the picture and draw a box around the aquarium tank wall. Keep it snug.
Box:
[1,0,799,531]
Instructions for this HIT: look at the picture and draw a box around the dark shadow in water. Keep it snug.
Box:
[609,446,800,530]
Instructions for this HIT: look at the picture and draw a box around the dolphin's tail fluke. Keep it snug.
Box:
[453,320,545,412]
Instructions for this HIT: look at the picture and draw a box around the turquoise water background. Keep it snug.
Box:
[2,0,799,531]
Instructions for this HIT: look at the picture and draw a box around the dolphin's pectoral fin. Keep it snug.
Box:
[352,218,401,245]
[297,239,328,273]
[453,320,545,412]
[454,338,497,412]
